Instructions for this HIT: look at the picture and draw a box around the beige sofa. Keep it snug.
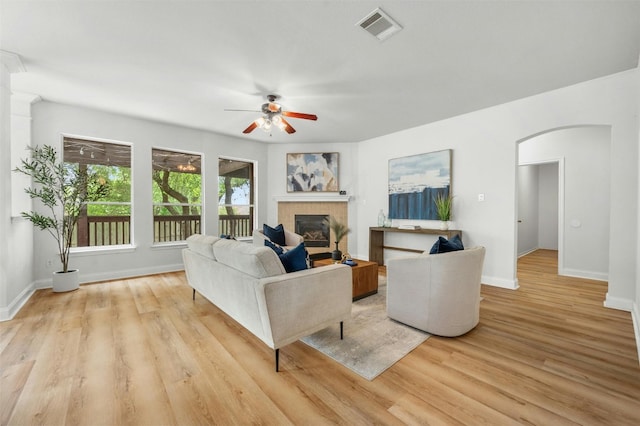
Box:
[386,246,486,337]
[182,234,352,371]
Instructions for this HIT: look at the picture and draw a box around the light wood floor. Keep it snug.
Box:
[1,249,639,425]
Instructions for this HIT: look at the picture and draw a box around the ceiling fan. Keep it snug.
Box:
[225,94,318,135]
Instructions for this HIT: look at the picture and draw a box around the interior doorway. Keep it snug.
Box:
[515,126,611,283]
[517,160,562,271]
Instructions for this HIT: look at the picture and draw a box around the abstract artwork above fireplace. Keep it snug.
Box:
[286,152,339,192]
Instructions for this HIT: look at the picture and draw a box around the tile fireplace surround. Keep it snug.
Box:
[277,200,348,256]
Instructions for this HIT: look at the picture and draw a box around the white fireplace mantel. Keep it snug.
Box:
[274,194,352,203]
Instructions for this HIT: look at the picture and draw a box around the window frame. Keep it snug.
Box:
[218,156,256,240]
[151,147,203,245]
[63,134,134,252]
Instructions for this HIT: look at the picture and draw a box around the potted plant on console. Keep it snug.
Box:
[325,216,350,261]
[434,192,453,231]
[14,145,109,292]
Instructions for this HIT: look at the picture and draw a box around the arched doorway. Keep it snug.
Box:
[515,125,611,283]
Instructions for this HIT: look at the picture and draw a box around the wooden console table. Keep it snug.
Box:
[369,227,462,265]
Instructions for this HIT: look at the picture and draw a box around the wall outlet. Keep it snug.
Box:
[478,193,485,202]
[46,259,53,267]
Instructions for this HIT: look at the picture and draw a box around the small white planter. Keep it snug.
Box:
[439,221,449,231]
[52,269,80,292]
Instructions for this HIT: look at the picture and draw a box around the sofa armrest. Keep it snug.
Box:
[254,228,304,249]
[284,229,304,246]
[255,264,352,349]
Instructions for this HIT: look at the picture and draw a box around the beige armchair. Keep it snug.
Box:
[252,227,304,250]
[386,246,486,337]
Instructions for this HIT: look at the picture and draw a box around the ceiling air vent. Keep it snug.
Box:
[357,7,402,41]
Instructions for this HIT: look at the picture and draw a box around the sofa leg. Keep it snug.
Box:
[192,289,196,300]
[340,321,344,340]
[275,349,279,372]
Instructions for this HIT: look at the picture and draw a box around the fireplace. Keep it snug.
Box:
[279,200,347,256]
[295,214,330,248]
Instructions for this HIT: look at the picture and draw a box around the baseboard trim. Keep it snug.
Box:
[603,293,634,312]
[35,263,185,289]
[481,275,519,290]
[632,302,640,366]
[518,247,538,258]
[560,268,608,282]
[0,282,36,322]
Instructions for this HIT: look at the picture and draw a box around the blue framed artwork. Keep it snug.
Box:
[388,149,451,220]
[287,152,339,192]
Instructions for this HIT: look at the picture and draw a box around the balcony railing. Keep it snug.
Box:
[218,214,252,238]
[73,214,252,246]
[154,215,201,243]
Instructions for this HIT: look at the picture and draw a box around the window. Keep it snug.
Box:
[152,149,202,243]
[218,158,254,238]
[63,137,132,247]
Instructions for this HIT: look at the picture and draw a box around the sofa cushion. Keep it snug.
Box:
[264,239,284,255]
[213,239,286,278]
[186,234,220,260]
[429,234,464,254]
[278,242,308,273]
[263,223,286,246]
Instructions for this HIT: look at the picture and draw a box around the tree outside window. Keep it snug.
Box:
[152,149,202,242]
[63,137,132,247]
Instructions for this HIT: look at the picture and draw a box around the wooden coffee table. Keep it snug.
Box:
[314,258,378,301]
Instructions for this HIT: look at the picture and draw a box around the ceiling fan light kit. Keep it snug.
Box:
[227,94,317,136]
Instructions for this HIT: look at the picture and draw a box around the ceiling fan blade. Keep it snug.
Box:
[225,108,261,113]
[282,111,318,121]
[242,121,258,134]
[280,118,296,134]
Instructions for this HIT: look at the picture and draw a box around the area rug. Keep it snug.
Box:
[300,279,430,380]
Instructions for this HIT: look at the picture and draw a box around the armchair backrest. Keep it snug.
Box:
[387,246,486,337]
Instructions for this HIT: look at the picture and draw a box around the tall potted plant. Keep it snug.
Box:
[433,192,453,230]
[14,145,109,292]
[325,216,350,261]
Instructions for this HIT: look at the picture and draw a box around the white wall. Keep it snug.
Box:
[352,70,637,304]
[538,163,559,250]
[635,57,640,359]
[27,101,270,287]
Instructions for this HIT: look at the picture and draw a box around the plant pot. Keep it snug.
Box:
[440,221,449,231]
[331,249,342,261]
[52,269,80,292]
[332,241,343,261]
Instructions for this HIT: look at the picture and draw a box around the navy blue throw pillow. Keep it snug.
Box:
[429,234,464,254]
[264,239,284,255]
[278,243,308,273]
[263,223,286,246]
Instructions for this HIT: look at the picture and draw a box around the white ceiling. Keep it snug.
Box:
[2,1,639,144]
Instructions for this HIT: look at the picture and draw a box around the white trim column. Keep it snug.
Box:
[0,50,35,321]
